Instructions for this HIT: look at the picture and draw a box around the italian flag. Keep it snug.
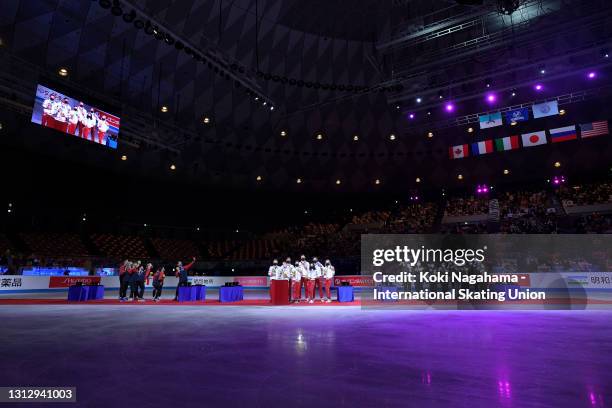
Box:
[449,144,469,159]
[495,135,520,151]
[471,140,494,155]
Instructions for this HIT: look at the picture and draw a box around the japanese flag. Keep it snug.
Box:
[449,144,469,159]
[521,131,547,147]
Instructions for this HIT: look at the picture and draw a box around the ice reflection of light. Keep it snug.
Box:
[587,387,604,407]
[421,371,431,386]
[295,330,307,353]
[497,380,511,399]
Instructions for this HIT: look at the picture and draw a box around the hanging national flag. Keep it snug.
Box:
[494,135,520,151]
[532,101,559,118]
[471,140,494,155]
[521,131,547,147]
[449,144,469,159]
[549,125,577,143]
[479,112,503,129]
[505,108,529,123]
[580,121,609,138]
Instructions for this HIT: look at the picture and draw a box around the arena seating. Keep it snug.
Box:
[91,233,149,259]
[150,237,200,261]
[445,196,489,216]
[559,182,612,207]
[20,233,89,257]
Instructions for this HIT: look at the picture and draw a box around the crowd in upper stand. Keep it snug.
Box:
[1,180,611,273]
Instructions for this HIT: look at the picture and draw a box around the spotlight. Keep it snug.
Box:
[438,92,444,99]
[486,93,497,103]
[160,105,168,112]
[427,111,431,116]
[476,184,489,194]
[554,161,561,168]
[408,113,415,119]
[427,132,433,138]
[587,71,596,79]
[256,175,262,181]
[457,174,463,180]
[396,105,400,110]
[445,103,455,112]
[280,130,287,136]
[121,155,127,161]
[416,177,421,183]
[203,117,211,124]
[316,133,323,140]
[534,84,543,91]
[270,106,274,111]
[122,10,136,23]
[353,135,359,141]
[559,109,566,116]
[375,179,381,185]
[296,178,302,184]
[510,121,517,126]
[58,67,69,77]
[170,164,176,170]
[389,134,396,140]
[262,101,267,106]
[511,91,516,97]
[467,127,474,133]
[335,179,341,185]
[503,169,509,175]
[416,97,422,103]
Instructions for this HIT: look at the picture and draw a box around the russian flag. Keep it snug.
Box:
[471,140,494,155]
[449,144,469,159]
[549,125,577,143]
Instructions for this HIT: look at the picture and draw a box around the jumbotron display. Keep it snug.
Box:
[31,84,119,149]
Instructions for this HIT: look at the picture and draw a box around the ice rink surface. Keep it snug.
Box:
[0,305,610,408]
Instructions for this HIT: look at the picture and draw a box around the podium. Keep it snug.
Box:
[270,280,290,305]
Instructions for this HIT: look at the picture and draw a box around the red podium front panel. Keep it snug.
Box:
[270,280,290,305]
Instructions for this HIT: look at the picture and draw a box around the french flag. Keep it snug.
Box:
[471,140,494,155]
[549,125,577,143]
[449,144,469,159]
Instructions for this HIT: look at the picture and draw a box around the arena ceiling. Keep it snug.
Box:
[0,0,611,192]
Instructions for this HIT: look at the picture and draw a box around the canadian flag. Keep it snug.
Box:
[449,144,469,159]
[521,131,547,147]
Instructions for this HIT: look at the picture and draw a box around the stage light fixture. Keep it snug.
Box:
[457,174,463,180]
[587,71,596,79]
[468,127,474,133]
[408,113,415,119]
[396,105,400,110]
[122,10,136,22]
[58,67,69,77]
[534,84,543,91]
[427,132,433,138]
[375,179,380,185]
[559,109,566,116]
[510,121,517,126]
[160,105,168,112]
[486,93,497,103]
[203,117,211,124]
[416,97,422,103]
[554,161,561,168]
[389,134,396,140]
[511,91,516,97]
[353,135,359,141]
[427,111,431,116]
[270,106,274,111]
[256,175,262,181]
[445,103,455,112]
[316,133,323,140]
[170,164,176,170]
[438,92,444,99]
[503,169,509,175]
[296,178,302,184]
[280,130,287,136]
[121,155,127,161]
[335,179,341,185]
[416,177,421,183]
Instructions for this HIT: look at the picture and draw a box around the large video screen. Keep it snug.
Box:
[31,84,119,149]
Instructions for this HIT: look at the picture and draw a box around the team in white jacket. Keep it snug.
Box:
[269,256,335,303]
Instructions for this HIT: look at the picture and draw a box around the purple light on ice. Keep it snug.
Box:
[445,103,455,112]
